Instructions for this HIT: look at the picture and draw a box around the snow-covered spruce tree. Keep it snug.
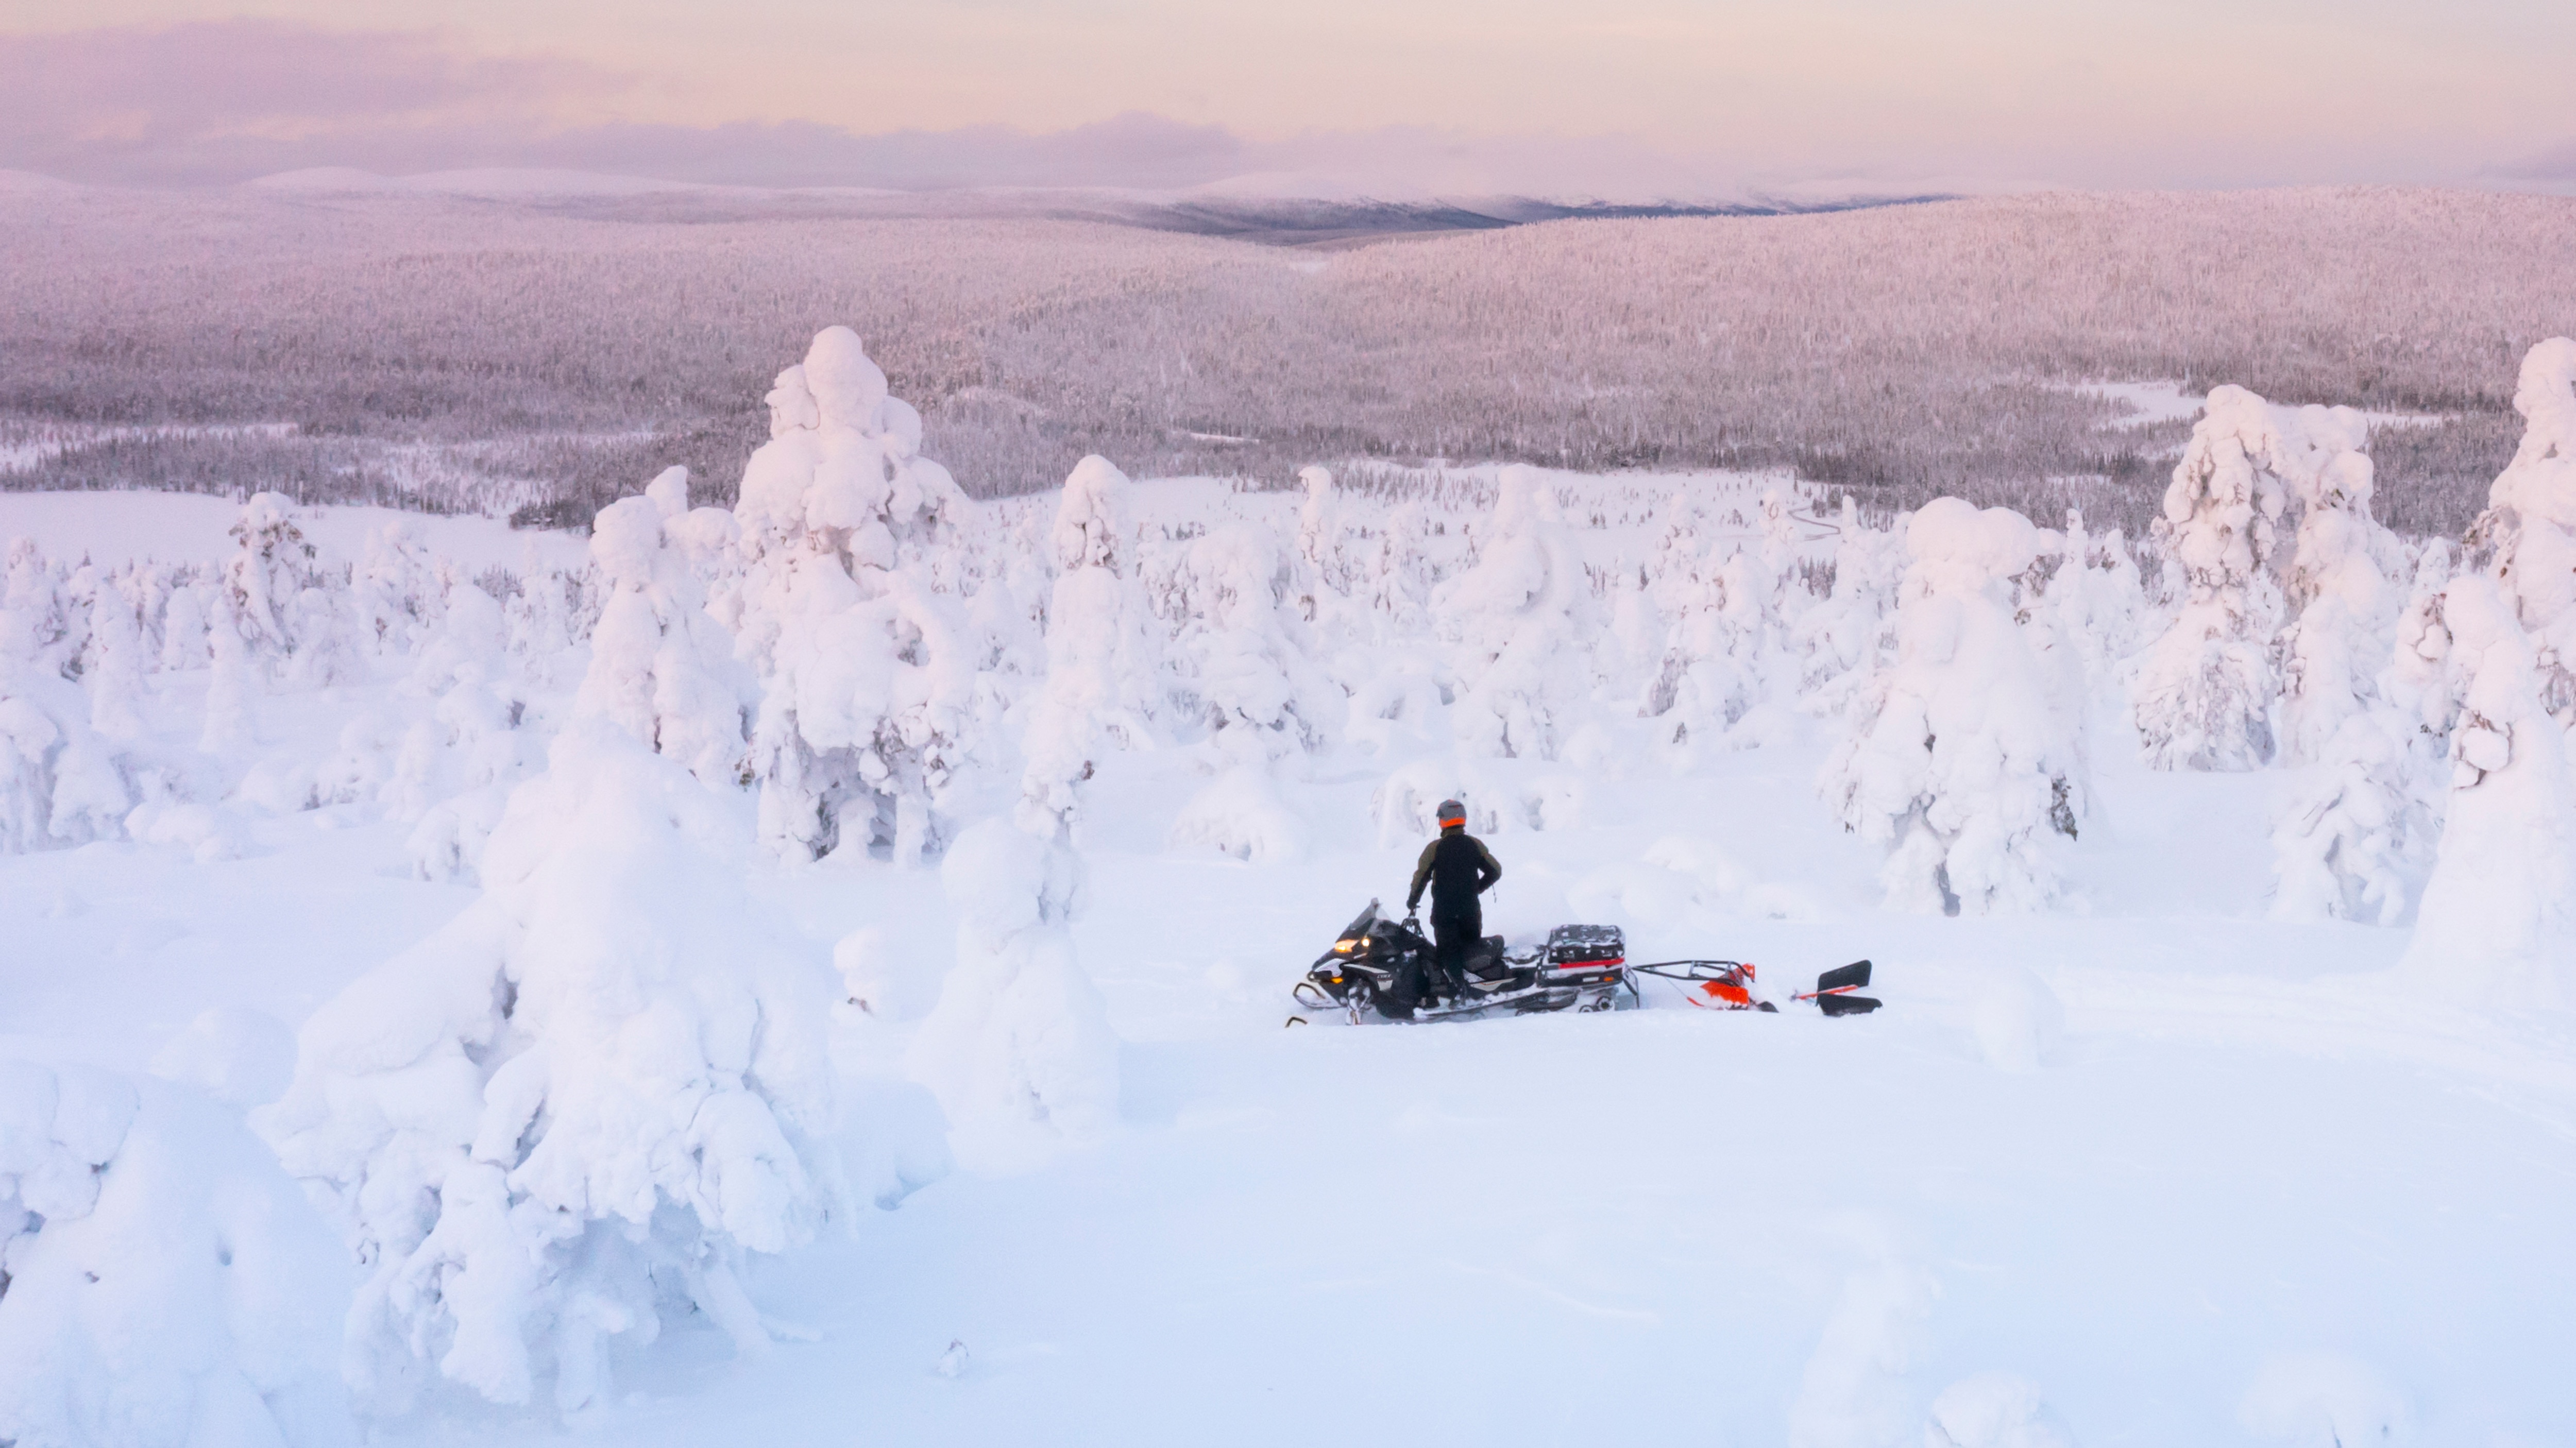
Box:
[654,467,748,605]
[1794,498,1906,720]
[2396,575,2576,1006]
[1357,498,1434,639]
[399,574,562,881]
[1,550,127,853]
[994,499,1057,649]
[906,458,1126,1155]
[403,582,516,743]
[2260,415,2427,922]
[2298,345,2576,934]
[410,493,723,883]
[1646,534,1784,757]
[1294,463,1350,608]
[200,589,258,754]
[505,566,585,690]
[118,561,175,671]
[1604,551,1665,710]
[2274,407,2404,765]
[1167,521,1334,861]
[2,539,71,676]
[1134,525,1196,644]
[728,327,984,864]
[0,653,129,853]
[1021,454,1164,788]
[905,812,1119,1159]
[1341,500,1445,755]
[289,573,365,691]
[2269,710,2432,925]
[83,572,149,741]
[2132,387,2299,771]
[1645,489,1709,617]
[1757,486,1812,627]
[216,491,315,675]
[2463,335,2576,725]
[581,491,753,789]
[159,579,210,672]
[1822,499,2088,914]
[1342,650,1446,758]
[2287,541,2463,922]
[353,522,441,662]
[1175,522,1336,764]
[1,1060,358,1448]
[1432,464,1596,760]
[259,627,842,1411]
[2385,538,2460,743]
[2027,507,2146,694]
[56,562,97,681]
[962,544,1046,735]
[309,705,403,821]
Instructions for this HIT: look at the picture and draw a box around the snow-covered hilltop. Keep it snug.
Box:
[4,328,2573,1447]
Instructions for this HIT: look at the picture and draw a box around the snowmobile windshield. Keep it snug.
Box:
[1337,903,1382,941]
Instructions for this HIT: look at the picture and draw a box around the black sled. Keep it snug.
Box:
[1798,959,1882,1015]
[1291,900,1639,1024]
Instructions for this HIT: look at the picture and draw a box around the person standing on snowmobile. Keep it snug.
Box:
[1403,799,1502,1011]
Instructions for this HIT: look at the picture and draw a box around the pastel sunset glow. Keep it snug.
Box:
[7,0,2575,191]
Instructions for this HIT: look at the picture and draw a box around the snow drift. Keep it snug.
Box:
[1,1059,356,1448]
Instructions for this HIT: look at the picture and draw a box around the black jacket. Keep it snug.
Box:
[1407,827,1501,921]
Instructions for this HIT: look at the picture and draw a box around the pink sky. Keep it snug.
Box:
[6,3,2573,193]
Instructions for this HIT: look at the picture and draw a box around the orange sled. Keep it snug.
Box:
[1633,958,1882,1015]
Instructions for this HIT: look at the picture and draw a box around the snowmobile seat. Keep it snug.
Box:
[1464,936,1513,981]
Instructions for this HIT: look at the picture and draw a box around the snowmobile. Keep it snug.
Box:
[1289,899,1887,1025]
[1290,899,1639,1023]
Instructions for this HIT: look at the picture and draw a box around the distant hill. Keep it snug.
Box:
[227,165,1938,243]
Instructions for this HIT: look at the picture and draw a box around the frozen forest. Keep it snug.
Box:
[6,298,2576,1448]
[4,185,2570,538]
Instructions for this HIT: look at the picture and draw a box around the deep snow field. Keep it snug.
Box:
[5,330,2575,1448]
[11,697,2572,1447]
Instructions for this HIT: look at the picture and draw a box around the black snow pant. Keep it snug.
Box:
[1399,912,1479,1010]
